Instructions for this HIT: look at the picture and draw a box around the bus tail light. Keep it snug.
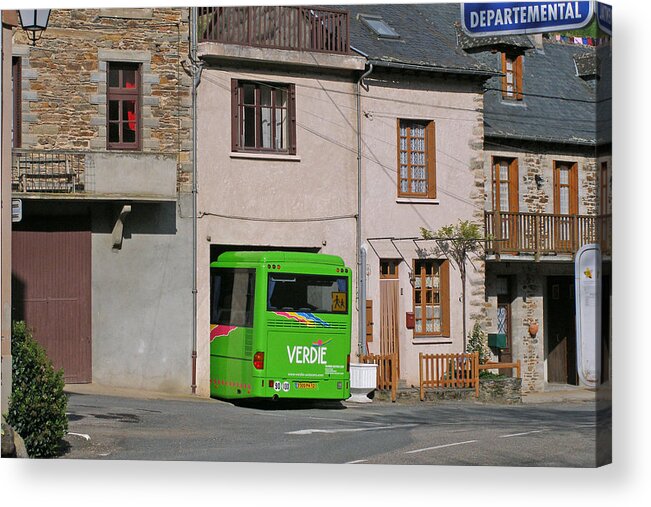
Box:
[253,352,264,370]
[346,354,350,372]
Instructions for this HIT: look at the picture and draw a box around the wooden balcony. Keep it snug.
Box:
[484,211,612,258]
[198,6,350,54]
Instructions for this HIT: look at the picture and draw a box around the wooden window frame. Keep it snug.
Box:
[491,157,519,212]
[501,52,524,101]
[412,259,450,337]
[553,160,578,215]
[231,79,297,155]
[12,57,21,148]
[380,259,400,279]
[107,62,142,151]
[397,119,436,199]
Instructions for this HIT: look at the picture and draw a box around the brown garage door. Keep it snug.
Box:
[12,216,91,383]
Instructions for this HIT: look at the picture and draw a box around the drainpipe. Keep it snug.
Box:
[189,7,201,394]
[356,62,373,358]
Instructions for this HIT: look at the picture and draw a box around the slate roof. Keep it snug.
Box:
[345,3,611,147]
[346,3,497,76]
[476,41,611,146]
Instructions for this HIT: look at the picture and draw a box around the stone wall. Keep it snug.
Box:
[485,262,576,393]
[478,377,522,404]
[484,145,599,217]
[468,92,489,331]
[482,143,601,392]
[13,8,192,192]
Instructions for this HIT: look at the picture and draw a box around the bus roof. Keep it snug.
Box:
[213,251,346,267]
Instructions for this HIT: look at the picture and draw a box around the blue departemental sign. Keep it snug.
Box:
[461,2,595,36]
[596,2,611,35]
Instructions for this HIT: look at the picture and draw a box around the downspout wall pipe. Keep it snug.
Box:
[190,7,200,394]
[356,63,373,357]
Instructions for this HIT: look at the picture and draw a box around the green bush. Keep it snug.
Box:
[479,370,507,380]
[6,321,68,458]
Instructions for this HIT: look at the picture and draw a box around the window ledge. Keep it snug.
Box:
[396,197,440,205]
[412,336,452,345]
[230,152,301,162]
[499,99,527,108]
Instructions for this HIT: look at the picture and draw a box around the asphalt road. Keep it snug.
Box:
[60,391,610,467]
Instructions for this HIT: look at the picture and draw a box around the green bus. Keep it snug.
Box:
[210,251,352,400]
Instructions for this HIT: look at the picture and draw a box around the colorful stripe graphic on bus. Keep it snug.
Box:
[210,324,238,342]
[312,338,333,347]
[273,312,331,327]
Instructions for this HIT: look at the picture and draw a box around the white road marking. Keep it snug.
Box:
[286,423,417,435]
[405,440,478,454]
[68,432,91,441]
[499,429,545,438]
[346,459,369,464]
[258,412,386,426]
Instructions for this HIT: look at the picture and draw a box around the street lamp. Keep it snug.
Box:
[18,9,51,46]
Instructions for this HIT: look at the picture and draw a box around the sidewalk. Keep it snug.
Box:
[65,381,611,405]
[64,383,215,403]
[521,382,611,404]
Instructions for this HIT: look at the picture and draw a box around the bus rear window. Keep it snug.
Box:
[211,268,256,327]
[267,273,348,314]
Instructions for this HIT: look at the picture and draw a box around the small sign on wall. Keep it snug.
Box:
[12,199,22,223]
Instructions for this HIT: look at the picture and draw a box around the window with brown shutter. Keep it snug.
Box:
[397,119,436,198]
[107,62,141,150]
[492,157,520,252]
[492,157,519,212]
[412,259,450,337]
[553,161,578,215]
[231,79,296,155]
[553,160,579,250]
[501,52,523,101]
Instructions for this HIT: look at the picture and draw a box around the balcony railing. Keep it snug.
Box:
[484,211,612,257]
[12,148,178,199]
[198,6,350,54]
[12,149,85,193]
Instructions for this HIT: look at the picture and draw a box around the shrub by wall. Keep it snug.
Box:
[6,321,68,458]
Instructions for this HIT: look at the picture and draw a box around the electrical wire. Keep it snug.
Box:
[193,60,610,217]
[199,211,357,223]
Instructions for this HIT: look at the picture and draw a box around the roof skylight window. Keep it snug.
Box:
[359,14,400,39]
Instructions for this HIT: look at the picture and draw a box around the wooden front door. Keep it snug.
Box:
[546,276,577,385]
[380,260,400,376]
[553,161,579,251]
[12,216,92,383]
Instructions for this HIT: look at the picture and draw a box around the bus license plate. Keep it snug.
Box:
[295,382,317,390]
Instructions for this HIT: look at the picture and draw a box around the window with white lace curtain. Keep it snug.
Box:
[397,119,436,198]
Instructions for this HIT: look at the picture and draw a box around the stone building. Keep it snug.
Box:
[348,3,496,388]
[10,8,195,394]
[456,28,612,392]
[6,4,610,398]
[193,4,496,392]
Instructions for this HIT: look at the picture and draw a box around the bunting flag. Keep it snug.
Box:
[547,34,610,47]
